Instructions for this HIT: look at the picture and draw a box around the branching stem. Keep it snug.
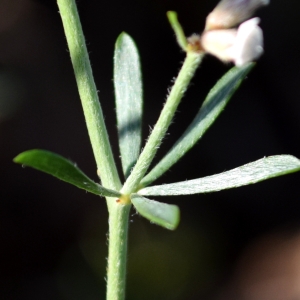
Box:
[122,51,203,195]
[57,2,203,299]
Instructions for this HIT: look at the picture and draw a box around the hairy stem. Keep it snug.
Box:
[106,202,131,300]
[57,0,121,191]
[57,1,128,300]
[121,51,203,195]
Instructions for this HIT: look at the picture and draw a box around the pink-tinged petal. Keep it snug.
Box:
[205,0,270,30]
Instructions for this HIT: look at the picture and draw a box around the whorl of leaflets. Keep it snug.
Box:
[200,0,269,66]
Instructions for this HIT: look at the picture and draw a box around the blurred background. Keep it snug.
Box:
[1,0,300,299]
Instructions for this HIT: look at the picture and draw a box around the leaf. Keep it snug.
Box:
[114,32,143,179]
[13,149,121,198]
[139,155,300,196]
[131,194,180,230]
[141,63,254,187]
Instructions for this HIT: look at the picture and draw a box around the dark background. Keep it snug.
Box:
[1,0,300,299]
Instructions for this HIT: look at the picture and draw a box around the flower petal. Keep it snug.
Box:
[205,0,270,30]
[201,29,237,61]
[201,18,264,66]
[232,18,264,66]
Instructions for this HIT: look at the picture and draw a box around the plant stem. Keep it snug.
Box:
[57,2,203,299]
[167,11,188,51]
[57,0,121,191]
[57,1,128,300]
[106,202,131,300]
[121,51,203,195]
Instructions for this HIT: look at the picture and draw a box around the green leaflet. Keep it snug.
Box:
[139,155,300,196]
[114,32,143,179]
[141,63,254,187]
[14,149,121,198]
[131,194,180,230]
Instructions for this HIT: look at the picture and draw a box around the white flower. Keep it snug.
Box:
[201,18,263,66]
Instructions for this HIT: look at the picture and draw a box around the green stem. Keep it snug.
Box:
[57,0,121,191]
[106,202,131,300]
[57,1,128,300]
[167,11,188,51]
[121,51,203,195]
[57,3,202,299]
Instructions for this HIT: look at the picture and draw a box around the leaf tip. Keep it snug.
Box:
[13,150,32,164]
[167,206,180,230]
[167,11,176,18]
[116,31,133,44]
[13,154,21,164]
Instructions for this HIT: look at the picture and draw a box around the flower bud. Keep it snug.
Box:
[201,18,263,66]
[205,0,269,30]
